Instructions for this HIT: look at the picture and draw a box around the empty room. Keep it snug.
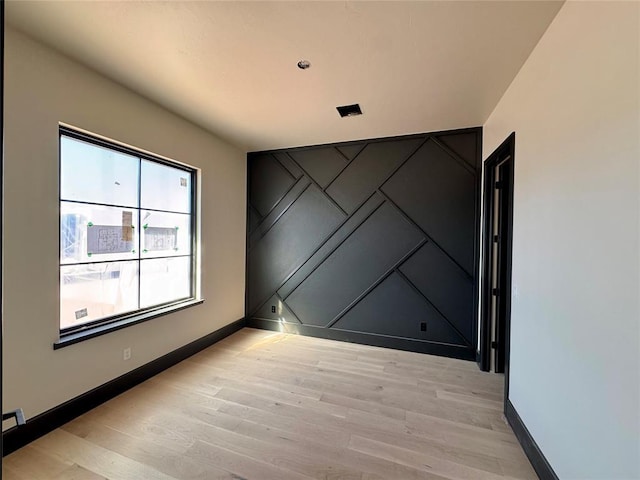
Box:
[1,1,638,479]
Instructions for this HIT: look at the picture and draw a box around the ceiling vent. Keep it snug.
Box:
[336,104,362,118]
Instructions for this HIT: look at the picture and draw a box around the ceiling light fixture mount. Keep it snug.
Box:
[297,60,311,70]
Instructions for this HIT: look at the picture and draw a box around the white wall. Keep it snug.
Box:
[483,2,639,479]
[2,28,247,422]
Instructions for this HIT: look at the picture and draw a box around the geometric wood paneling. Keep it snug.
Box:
[277,193,385,300]
[252,294,302,324]
[247,185,343,312]
[325,138,424,213]
[437,131,480,168]
[382,139,477,274]
[289,147,349,188]
[272,151,304,179]
[285,202,424,327]
[247,128,481,360]
[399,242,475,342]
[333,272,468,345]
[248,153,295,217]
[248,177,310,247]
[336,143,365,160]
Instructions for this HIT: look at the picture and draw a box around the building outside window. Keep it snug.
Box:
[59,127,197,336]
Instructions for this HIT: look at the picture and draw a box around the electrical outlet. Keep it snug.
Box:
[123,347,131,361]
[271,305,276,313]
[420,322,427,332]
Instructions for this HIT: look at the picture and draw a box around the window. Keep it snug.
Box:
[59,127,198,341]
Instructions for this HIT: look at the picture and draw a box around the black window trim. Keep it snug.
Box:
[56,125,200,348]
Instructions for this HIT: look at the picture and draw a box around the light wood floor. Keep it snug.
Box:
[3,328,537,480]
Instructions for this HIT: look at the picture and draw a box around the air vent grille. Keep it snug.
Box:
[336,104,362,118]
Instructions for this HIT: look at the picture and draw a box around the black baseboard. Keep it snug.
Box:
[505,399,559,480]
[247,318,475,361]
[2,318,246,457]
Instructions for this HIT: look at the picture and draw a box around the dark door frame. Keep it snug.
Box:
[478,133,515,405]
[2,0,5,465]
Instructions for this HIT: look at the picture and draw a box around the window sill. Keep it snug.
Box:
[53,299,205,350]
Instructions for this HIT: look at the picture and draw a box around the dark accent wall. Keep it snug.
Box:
[246,128,481,360]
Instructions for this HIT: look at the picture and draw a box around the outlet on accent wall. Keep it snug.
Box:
[123,347,132,361]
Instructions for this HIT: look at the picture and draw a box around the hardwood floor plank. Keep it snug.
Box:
[213,400,353,449]
[348,435,516,480]
[2,465,33,480]
[62,417,235,480]
[185,440,315,480]
[405,410,520,449]
[319,391,407,421]
[29,430,177,480]
[51,464,109,480]
[165,361,323,401]
[187,406,442,480]
[385,364,504,394]
[497,456,539,480]
[3,328,536,480]
[74,400,199,453]
[435,389,504,411]
[344,409,505,475]
[3,444,74,479]
[419,381,504,403]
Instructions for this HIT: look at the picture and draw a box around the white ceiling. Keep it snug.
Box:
[6,1,563,152]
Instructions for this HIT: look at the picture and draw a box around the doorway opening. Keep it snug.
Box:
[479,133,515,399]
